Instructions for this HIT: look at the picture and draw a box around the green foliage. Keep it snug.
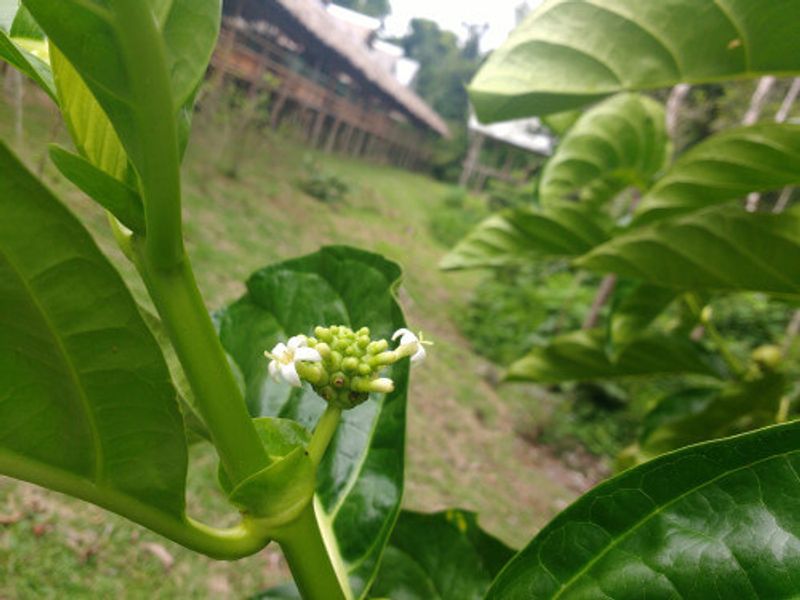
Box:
[217,246,409,599]
[440,203,611,270]
[579,205,800,295]
[488,420,800,599]
[427,187,487,248]
[297,156,350,204]
[333,0,391,20]
[0,1,54,99]
[368,510,515,600]
[539,93,668,206]
[470,0,800,122]
[0,140,187,522]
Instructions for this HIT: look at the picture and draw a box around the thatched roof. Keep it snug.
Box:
[234,0,450,137]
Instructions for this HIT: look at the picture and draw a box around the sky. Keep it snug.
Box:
[383,0,540,52]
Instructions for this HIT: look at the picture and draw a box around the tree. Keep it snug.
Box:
[334,0,391,20]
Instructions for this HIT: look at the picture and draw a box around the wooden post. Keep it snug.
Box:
[310,110,326,148]
[270,92,289,129]
[459,132,485,188]
[324,118,342,153]
[339,123,354,154]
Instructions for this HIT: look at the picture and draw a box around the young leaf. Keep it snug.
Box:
[539,94,668,206]
[635,123,800,224]
[506,329,721,383]
[367,510,515,600]
[470,0,800,121]
[578,205,800,295]
[48,145,145,233]
[0,140,187,519]
[640,372,787,458]
[486,420,800,599]
[440,203,610,271]
[217,246,409,599]
[0,1,55,99]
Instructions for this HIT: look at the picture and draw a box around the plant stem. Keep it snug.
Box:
[133,242,268,485]
[685,294,744,377]
[114,1,184,268]
[308,405,342,466]
[274,503,350,600]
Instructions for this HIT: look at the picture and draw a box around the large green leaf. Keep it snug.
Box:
[440,203,610,271]
[368,510,515,600]
[217,246,409,599]
[24,0,220,169]
[0,1,55,99]
[578,205,800,295]
[506,329,720,383]
[470,0,800,121]
[539,94,668,206]
[0,141,187,516]
[486,420,800,599]
[639,372,787,459]
[635,124,800,224]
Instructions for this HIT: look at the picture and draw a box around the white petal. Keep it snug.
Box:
[280,362,302,387]
[268,360,280,381]
[372,378,395,393]
[294,347,322,362]
[401,332,418,346]
[410,344,426,364]
[392,328,413,341]
[271,342,289,360]
[287,335,307,351]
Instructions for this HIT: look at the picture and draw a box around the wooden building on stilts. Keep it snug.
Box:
[214,0,450,168]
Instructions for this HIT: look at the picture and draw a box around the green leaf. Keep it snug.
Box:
[0,140,187,516]
[578,205,800,295]
[217,246,409,599]
[608,281,678,351]
[640,372,787,458]
[635,123,800,224]
[470,0,800,121]
[486,420,800,599]
[368,510,516,600]
[539,94,668,206]
[440,203,610,271]
[0,0,55,99]
[25,0,220,168]
[48,144,144,233]
[50,45,131,183]
[506,329,720,383]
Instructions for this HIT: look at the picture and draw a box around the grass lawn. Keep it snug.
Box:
[0,87,579,598]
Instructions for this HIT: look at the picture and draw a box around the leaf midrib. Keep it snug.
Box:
[550,450,793,598]
[0,246,104,482]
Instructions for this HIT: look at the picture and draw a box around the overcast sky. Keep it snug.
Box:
[383,0,540,51]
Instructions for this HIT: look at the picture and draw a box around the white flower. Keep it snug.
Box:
[265,335,322,387]
[392,328,428,364]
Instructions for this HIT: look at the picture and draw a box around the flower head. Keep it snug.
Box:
[265,335,322,387]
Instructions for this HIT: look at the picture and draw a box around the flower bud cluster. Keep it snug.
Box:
[265,325,429,410]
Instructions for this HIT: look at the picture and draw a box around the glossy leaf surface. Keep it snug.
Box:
[368,510,515,600]
[440,203,610,271]
[539,94,667,206]
[507,329,720,383]
[470,0,800,121]
[635,124,800,223]
[217,246,409,599]
[487,420,800,599]
[0,140,187,515]
[578,205,800,295]
[0,1,55,99]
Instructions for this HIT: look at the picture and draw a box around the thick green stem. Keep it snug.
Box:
[274,503,350,600]
[308,405,342,467]
[133,241,268,485]
[114,1,183,268]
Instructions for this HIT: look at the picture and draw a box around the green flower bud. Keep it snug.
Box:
[331,372,347,388]
[315,326,333,342]
[357,362,372,376]
[367,340,388,354]
[342,357,359,372]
